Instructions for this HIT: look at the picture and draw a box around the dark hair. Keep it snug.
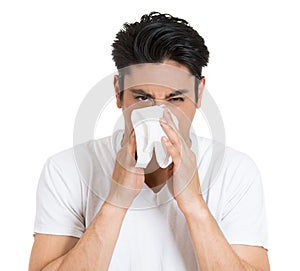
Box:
[112,11,209,102]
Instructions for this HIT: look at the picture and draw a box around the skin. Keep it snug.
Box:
[28,60,270,271]
[116,60,201,188]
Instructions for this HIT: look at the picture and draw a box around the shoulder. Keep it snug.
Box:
[40,132,120,192]
[47,132,118,172]
[195,136,262,196]
[196,135,260,174]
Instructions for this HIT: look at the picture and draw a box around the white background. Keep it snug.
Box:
[0,0,299,270]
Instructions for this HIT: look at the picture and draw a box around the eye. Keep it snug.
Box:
[134,96,152,102]
[135,96,147,101]
[168,97,185,102]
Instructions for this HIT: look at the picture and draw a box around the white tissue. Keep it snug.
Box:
[131,105,179,168]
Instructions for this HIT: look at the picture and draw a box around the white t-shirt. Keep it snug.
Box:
[33,130,268,270]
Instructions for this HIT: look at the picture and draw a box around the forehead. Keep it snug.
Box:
[122,63,195,91]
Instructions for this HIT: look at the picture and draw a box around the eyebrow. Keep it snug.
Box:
[130,89,154,99]
[165,90,189,99]
[130,89,189,99]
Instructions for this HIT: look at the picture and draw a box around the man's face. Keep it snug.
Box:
[114,60,205,144]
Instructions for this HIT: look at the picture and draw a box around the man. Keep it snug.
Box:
[29,12,270,270]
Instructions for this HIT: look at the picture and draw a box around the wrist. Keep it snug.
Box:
[106,186,136,210]
[102,200,129,214]
[179,194,208,221]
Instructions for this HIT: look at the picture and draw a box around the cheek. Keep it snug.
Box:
[122,90,135,105]
[176,102,195,120]
[173,107,195,133]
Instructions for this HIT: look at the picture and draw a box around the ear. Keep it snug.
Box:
[114,75,122,108]
[196,77,206,108]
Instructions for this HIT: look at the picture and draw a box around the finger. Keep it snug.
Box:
[128,130,136,156]
[161,136,181,165]
[160,118,181,148]
[163,108,178,131]
[123,130,137,166]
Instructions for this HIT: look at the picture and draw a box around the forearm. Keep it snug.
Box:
[183,196,259,271]
[43,202,127,271]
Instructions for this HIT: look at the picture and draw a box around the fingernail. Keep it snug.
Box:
[165,107,171,114]
[160,118,168,124]
[162,136,169,142]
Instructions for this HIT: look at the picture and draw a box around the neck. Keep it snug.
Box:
[144,154,173,188]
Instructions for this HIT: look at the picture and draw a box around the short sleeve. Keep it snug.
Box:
[33,157,85,238]
[219,155,269,250]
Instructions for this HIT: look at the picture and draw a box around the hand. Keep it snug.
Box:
[107,131,145,209]
[160,109,204,214]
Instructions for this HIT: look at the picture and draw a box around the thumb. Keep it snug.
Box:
[128,130,137,157]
